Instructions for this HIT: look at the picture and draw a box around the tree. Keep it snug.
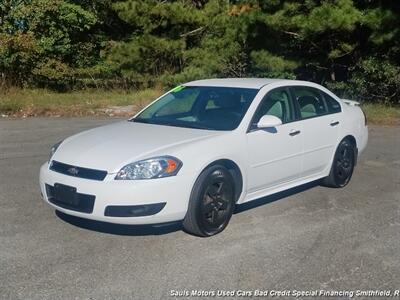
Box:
[0,0,399,103]
[0,0,103,88]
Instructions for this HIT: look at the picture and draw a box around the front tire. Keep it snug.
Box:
[183,165,235,237]
[322,139,355,188]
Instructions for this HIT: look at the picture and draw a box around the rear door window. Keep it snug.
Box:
[291,86,327,119]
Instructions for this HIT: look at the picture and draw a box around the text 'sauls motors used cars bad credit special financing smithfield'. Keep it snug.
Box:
[39,78,368,237]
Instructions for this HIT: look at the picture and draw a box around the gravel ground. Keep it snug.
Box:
[0,118,399,300]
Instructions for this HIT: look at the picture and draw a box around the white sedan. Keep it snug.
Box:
[39,78,368,236]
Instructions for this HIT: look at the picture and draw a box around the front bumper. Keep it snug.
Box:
[39,162,194,224]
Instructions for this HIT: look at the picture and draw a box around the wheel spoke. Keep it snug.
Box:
[203,202,214,214]
[210,210,217,224]
[342,148,348,159]
[214,212,226,227]
[337,164,349,178]
[218,200,228,210]
[206,192,216,202]
[207,184,219,198]
[216,182,224,194]
[342,165,350,176]
[336,159,343,167]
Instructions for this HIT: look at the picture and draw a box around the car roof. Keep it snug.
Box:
[184,78,289,89]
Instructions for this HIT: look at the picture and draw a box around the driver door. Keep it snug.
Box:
[246,87,303,198]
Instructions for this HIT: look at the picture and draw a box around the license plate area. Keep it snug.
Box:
[45,183,96,214]
[53,183,79,206]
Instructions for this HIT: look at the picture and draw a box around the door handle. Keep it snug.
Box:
[289,130,301,136]
[330,121,339,126]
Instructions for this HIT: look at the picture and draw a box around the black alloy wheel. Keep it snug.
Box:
[323,139,355,188]
[183,165,235,237]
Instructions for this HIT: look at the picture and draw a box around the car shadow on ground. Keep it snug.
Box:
[56,179,321,236]
[55,210,183,236]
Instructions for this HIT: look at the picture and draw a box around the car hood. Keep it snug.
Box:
[52,121,223,173]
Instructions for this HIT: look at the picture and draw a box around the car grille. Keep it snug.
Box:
[45,184,95,213]
[50,160,107,181]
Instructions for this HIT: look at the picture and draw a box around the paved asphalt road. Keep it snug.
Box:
[0,118,399,300]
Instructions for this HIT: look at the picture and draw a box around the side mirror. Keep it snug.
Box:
[257,115,282,128]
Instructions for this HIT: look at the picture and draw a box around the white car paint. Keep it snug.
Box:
[39,78,368,225]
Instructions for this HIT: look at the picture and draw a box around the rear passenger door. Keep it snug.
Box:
[290,86,340,177]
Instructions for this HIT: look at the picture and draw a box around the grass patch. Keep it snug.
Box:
[361,103,400,125]
[0,88,163,117]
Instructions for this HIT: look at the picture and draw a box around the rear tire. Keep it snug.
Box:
[183,165,235,237]
[322,139,355,188]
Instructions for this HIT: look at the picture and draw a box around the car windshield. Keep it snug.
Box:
[132,86,258,130]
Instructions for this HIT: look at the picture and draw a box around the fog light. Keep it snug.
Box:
[104,203,166,217]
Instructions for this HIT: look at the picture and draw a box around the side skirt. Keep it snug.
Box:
[239,172,329,204]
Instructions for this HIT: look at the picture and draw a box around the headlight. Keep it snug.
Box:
[115,156,182,180]
[49,141,62,161]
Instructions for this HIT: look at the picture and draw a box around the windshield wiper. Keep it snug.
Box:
[130,118,212,130]
[130,118,152,123]
[179,123,212,130]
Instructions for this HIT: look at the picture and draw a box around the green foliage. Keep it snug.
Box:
[0,0,399,103]
[0,0,103,87]
[330,57,400,104]
[250,50,298,78]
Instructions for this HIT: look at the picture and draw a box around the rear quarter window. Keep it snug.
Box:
[322,92,341,113]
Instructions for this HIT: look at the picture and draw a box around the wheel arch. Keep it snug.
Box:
[343,134,356,146]
[203,159,243,203]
